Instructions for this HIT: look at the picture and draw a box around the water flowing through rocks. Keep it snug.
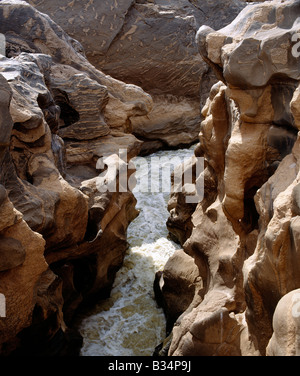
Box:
[78,147,195,356]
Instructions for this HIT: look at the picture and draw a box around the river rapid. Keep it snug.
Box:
[78,146,195,356]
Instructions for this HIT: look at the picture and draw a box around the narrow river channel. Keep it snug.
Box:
[78,146,195,356]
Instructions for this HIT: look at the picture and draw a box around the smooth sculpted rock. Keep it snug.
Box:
[0,53,89,251]
[267,289,300,356]
[196,0,300,89]
[195,0,300,229]
[160,0,300,357]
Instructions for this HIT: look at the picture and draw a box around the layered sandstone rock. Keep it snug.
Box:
[157,0,300,356]
[0,0,146,355]
[0,76,49,354]
[26,0,246,152]
[2,0,152,156]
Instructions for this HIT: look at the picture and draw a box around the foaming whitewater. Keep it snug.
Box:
[78,146,195,356]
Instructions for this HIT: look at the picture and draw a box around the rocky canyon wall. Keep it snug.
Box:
[156,0,300,356]
[0,0,151,355]
[26,0,246,154]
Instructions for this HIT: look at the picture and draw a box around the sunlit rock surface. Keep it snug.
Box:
[0,0,149,355]
[157,0,300,356]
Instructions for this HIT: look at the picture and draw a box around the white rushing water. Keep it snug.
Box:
[78,146,195,356]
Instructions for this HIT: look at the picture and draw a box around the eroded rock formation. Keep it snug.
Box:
[26,0,246,154]
[0,0,148,355]
[157,0,300,356]
[1,0,295,357]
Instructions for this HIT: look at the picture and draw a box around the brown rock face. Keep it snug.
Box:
[156,0,300,356]
[26,0,246,152]
[154,249,204,334]
[0,79,47,353]
[0,1,145,355]
[0,237,26,272]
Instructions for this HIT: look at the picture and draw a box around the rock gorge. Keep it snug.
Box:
[0,0,300,357]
